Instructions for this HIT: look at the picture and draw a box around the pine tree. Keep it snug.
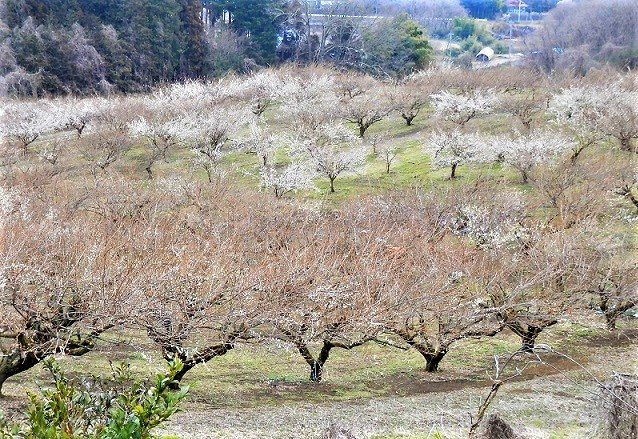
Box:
[179,0,207,77]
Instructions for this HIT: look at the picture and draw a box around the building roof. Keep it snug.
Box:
[476,47,495,60]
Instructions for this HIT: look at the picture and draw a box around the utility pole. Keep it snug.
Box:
[518,0,522,22]
[509,22,512,58]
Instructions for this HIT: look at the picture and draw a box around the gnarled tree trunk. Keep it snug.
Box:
[520,327,541,352]
[298,340,333,382]
[0,324,107,396]
[0,352,40,396]
[402,113,416,126]
[157,339,236,389]
[421,350,447,373]
[509,322,554,352]
[600,297,635,331]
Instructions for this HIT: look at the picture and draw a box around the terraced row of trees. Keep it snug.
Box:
[0,66,636,394]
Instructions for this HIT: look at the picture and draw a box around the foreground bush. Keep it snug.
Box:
[0,359,188,439]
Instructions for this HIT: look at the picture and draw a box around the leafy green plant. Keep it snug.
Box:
[0,358,188,439]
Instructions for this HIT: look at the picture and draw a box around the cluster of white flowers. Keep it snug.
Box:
[277,74,340,131]
[449,198,528,249]
[239,71,282,116]
[259,163,314,197]
[494,131,574,182]
[550,87,606,137]
[57,97,106,137]
[242,121,286,167]
[431,90,495,127]
[304,124,364,169]
[426,130,488,177]
[550,84,638,152]
[129,117,185,145]
[1,101,61,150]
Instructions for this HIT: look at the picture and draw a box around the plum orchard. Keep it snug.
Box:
[0,66,636,390]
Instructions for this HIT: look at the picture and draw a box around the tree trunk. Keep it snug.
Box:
[0,374,6,397]
[359,124,367,138]
[296,340,332,382]
[0,353,40,397]
[450,163,458,179]
[402,114,415,126]
[415,348,447,373]
[520,326,542,352]
[602,302,635,331]
[424,351,447,372]
[329,177,336,193]
[168,362,196,390]
[570,145,585,163]
[625,190,638,210]
[145,163,154,179]
[0,373,9,398]
[159,338,235,388]
[606,314,618,331]
[309,341,333,382]
[309,360,324,382]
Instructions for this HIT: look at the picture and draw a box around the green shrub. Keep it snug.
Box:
[494,41,509,54]
[0,359,188,439]
[453,18,501,57]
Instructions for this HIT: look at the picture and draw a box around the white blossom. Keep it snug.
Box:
[426,130,488,178]
[57,97,105,138]
[494,131,573,183]
[0,101,61,153]
[241,121,286,167]
[240,71,282,117]
[259,163,314,197]
[297,123,365,193]
[431,90,495,127]
[550,84,638,155]
[277,73,340,131]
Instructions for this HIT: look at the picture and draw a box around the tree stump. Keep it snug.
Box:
[606,374,638,439]
[480,414,521,439]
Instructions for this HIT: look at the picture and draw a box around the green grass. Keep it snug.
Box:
[4,322,623,412]
[24,109,615,208]
[3,322,636,439]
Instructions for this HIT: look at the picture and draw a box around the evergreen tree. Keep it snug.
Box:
[363,14,433,78]
[526,0,558,12]
[1,0,209,94]
[179,0,207,77]
[211,0,282,65]
[461,0,505,20]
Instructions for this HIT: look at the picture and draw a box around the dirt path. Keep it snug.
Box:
[162,332,637,438]
[2,330,635,438]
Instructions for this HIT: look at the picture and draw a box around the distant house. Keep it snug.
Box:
[476,47,494,62]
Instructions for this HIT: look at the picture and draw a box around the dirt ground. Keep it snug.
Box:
[1,325,636,438]
[161,342,636,438]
